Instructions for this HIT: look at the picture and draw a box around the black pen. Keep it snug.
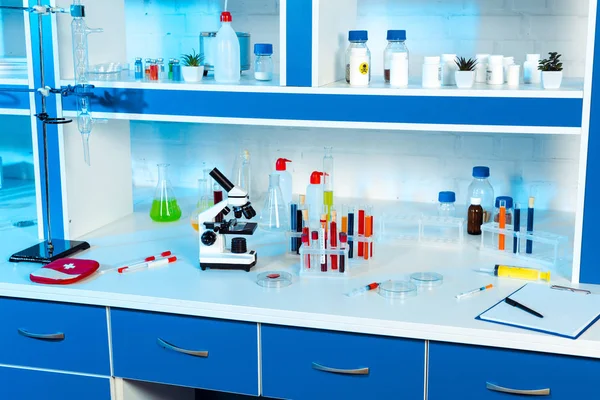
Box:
[505,297,543,318]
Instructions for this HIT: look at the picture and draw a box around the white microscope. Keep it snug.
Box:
[198,168,257,272]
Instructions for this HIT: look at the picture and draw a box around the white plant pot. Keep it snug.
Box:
[542,71,563,89]
[455,70,475,89]
[182,65,204,83]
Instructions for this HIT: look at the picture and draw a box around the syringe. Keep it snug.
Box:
[479,264,550,282]
[346,281,381,297]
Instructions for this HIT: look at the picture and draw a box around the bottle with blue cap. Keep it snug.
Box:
[384,30,408,84]
[467,166,495,223]
[438,191,456,217]
[494,196,513,224]
[345,30,371,86]
[254,43,273,81]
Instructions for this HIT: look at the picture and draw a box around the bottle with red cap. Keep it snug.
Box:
[273,158,292,207]
[306,171,324,227]
[215,11,241,83]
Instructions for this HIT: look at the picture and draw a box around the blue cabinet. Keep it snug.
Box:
[111,308,259,395]
[262,325,425,400]
[429,342,600,399]
[0,366,111,400]
[0,297,110,375]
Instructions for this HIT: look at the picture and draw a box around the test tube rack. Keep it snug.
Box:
[299,242,357,277]
[287,231,376,263]
[380,214,465,246]
[480,222,568,268]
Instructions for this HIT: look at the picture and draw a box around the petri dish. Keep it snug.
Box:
[410,272,443,289]
[378,280,417,299]
[256,271,292,289]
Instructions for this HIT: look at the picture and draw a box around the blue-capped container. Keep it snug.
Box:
[346,30,371,85]
[172,59,182,82]
[384,30,408,84]
[494,196,514,224]
[467,166,494,222]
[254,43,273,81]
[134,57,143,81]
[438,191,456,217]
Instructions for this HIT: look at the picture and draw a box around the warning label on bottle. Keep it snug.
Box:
[359,62,369,75]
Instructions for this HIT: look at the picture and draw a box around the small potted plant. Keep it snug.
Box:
[181,49,204,83]
[539,52,563,89]
[454,57,477,89]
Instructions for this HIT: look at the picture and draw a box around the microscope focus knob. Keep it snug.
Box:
[201,231,217,246]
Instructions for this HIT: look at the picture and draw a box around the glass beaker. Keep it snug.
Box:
[150,163,182,222]
[190,177,213,231]
[259,173,289,231]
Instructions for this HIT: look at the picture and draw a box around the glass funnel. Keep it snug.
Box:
[190,177,214,231]
[259,173,289,231]
[150,163,182,222]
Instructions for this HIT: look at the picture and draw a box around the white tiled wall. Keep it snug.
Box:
[130,122,580,212]
[357,0,589,78]
[124,0,280,72]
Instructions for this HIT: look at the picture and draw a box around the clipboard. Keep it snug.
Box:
[476,283,600,339]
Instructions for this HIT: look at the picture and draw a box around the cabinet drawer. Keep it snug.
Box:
[0,297,110,375]
[429,342,600,399]
[111,309,258,395]
[0,366,111,400]
[262,325,425,400]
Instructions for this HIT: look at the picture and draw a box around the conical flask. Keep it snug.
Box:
[150,163,182,222]
[259,173,289,231]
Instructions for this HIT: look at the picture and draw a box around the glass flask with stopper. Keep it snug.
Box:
[150,163,182,222]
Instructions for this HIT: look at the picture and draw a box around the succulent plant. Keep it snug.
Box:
[455,57,478,72]
[181,49,204,67]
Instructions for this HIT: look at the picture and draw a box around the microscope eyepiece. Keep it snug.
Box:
[209,168,235,192]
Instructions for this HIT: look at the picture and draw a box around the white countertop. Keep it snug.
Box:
[0,207,598,359]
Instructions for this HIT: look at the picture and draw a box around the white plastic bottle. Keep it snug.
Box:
[215,11,240,84]
[523,54,541,84]
[273,158,292,207]
[475,54,489,83]
[487,55,504,85]
[441,54,457,86]
[306,171,324,227]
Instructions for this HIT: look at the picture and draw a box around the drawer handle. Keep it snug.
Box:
[157,338,208,358]
[311,362,369,375]
[18,328,65,341]
[486,382,550,396]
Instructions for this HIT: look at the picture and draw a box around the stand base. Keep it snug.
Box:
[9,239,91,264]
[200,251,257,272]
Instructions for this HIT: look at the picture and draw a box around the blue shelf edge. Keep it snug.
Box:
[61,86,583,128]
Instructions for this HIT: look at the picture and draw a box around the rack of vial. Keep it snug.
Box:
[480,222,568,268]
[380,214,465,246]
[299,239,357,277]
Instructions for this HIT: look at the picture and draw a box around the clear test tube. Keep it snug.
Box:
[346,205,355,258]
[323,147,334,220]
[366,205,374,258]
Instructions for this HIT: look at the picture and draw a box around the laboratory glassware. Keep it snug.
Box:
[71,2,103,166]
[273,158,292,207]
[323,147,334,220]
[410,272,443,289]
[144,58,152,80]
[134,57,143,80]
[231,149,251,199]
[150,164,182,222]
[378,280,417,300]
[438,191,456,217]
[168,58,174,80]
[172,60,182,81]
[215,11,241,84]
[384,30,408,84]
[345,30,370,85]
[524,54,541,84]
[256,271,293,288]
[494,196,513,224]
[306,171,324,227]
[157,58,165,80]
[467,197,483,235]
[190,178,213,232]
[254,43,273,81]
[390,53,408,87]
[441,54,457,86]
[467,166,495,223]
[259,173,289,231]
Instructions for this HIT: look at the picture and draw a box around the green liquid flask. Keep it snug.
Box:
[150,163,182,222]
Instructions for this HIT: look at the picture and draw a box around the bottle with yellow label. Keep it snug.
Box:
[480,265,550,282]
[346,30,371,86]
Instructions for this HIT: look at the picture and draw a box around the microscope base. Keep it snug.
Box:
[200,250,257,272]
